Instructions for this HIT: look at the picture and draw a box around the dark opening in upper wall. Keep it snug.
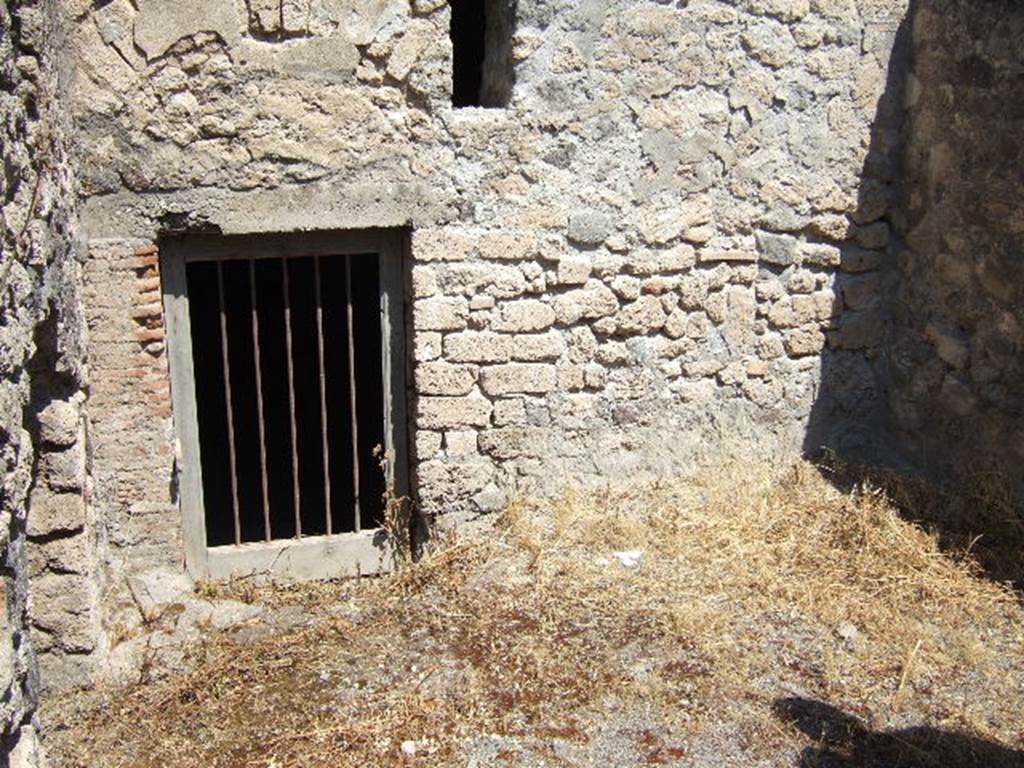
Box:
[450,0,515,108]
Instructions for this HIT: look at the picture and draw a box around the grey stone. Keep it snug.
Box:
[127,569,195,620]
[37,400,79,448]
[134,0,241,59]
[567,212,613,246]
[755,231,798,267]
[472,483,507,513]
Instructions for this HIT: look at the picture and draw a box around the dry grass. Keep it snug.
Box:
[45,459,1024,767]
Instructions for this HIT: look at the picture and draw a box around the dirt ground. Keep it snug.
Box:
[44,460,1024,767]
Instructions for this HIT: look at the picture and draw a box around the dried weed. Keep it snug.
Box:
[45,459,1024,767]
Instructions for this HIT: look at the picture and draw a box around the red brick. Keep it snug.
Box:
[134,328,164,342]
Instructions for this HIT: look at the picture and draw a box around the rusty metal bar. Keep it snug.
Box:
[313,257,333,536]
[282,260,302,539]
[249,259,272,543]
[345,256,362,532]
[216,261,242,546]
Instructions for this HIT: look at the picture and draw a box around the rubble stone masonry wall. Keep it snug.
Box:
[66,0,909,685]
[25,0,1018,712]
[1,0,86,762]
[71,0,907,500]
[888,0,1024,481]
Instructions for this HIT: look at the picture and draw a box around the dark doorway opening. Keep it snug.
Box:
[449,0,515,108]
[187,254,386,548]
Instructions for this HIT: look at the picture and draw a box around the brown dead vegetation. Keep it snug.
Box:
[45,459,1024,767]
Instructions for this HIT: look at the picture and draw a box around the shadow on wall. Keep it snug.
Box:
[774,697,1024,768]
[801,5,911,468]
[805,0,1024,585]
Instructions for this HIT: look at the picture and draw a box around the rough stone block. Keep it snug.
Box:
[29,533,89,578]
[756,333,786,359]
[444,430,479,457]
[444,262,526,298]
[841,273,881,310]
[717,361,748,385]
[799,242,842,268]
[741,20,797,69]
[926,323,970,370]
[492,299,555,332]
[477,232,537,261]
[567,211,612,245]
[416,362,477,396]
[553,281,619,323]
[134,0,240,59]
[855,221,890,249]
[840,248,882,273]
[684,359,725,378]
[418,397,493,429]
[827,311,884,350]
[615,296,667,335]
[746,0,810,22]
[445,331,512,363]
[126,568,193,620]
[556,364,585,390]
[479,427,548,460]
[755,231,798,266]
[415,430,442,460]
[747,360,769,377]
[584,363,608,389]
[637,204,684,245]
[595,342,630,367]
[722,286,757,347]
[784,327,826,357]
[414,297,469,331]
[40,444,86,492]
[413,229,472,262]
[386,19,434,81]
[677,274,709,309]
[411,266,438,298]
[790,294,821,325]
[480,364,557,395]
[472,483,507,513]
[414,332,443,362]
[664,308,689,339]
[27,489,86,539]
[610,275,642,300]
[31,572,94,651]
[556,256,591,285]
[493,398,527,426]
[808,214,855,241]
[470,294,496,310]
[37,400,80,448]
[768,297,798,328]
[785,269,816,294]
[510,332,566,361]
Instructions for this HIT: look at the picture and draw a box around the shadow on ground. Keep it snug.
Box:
[818,456,1024,592]
[774,697,1024,768]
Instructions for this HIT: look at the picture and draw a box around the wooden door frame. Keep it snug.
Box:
[160,228,409,580]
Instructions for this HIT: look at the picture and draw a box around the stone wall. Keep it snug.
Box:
[0,0,85,762]
[63,0,910,687]
[888,0,1024,483]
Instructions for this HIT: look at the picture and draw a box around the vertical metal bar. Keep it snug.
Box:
[345,256,362,532]
[282,259,303,539]
[313,257,333,536]
[249,259,272,543]
[216,261,242,546]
